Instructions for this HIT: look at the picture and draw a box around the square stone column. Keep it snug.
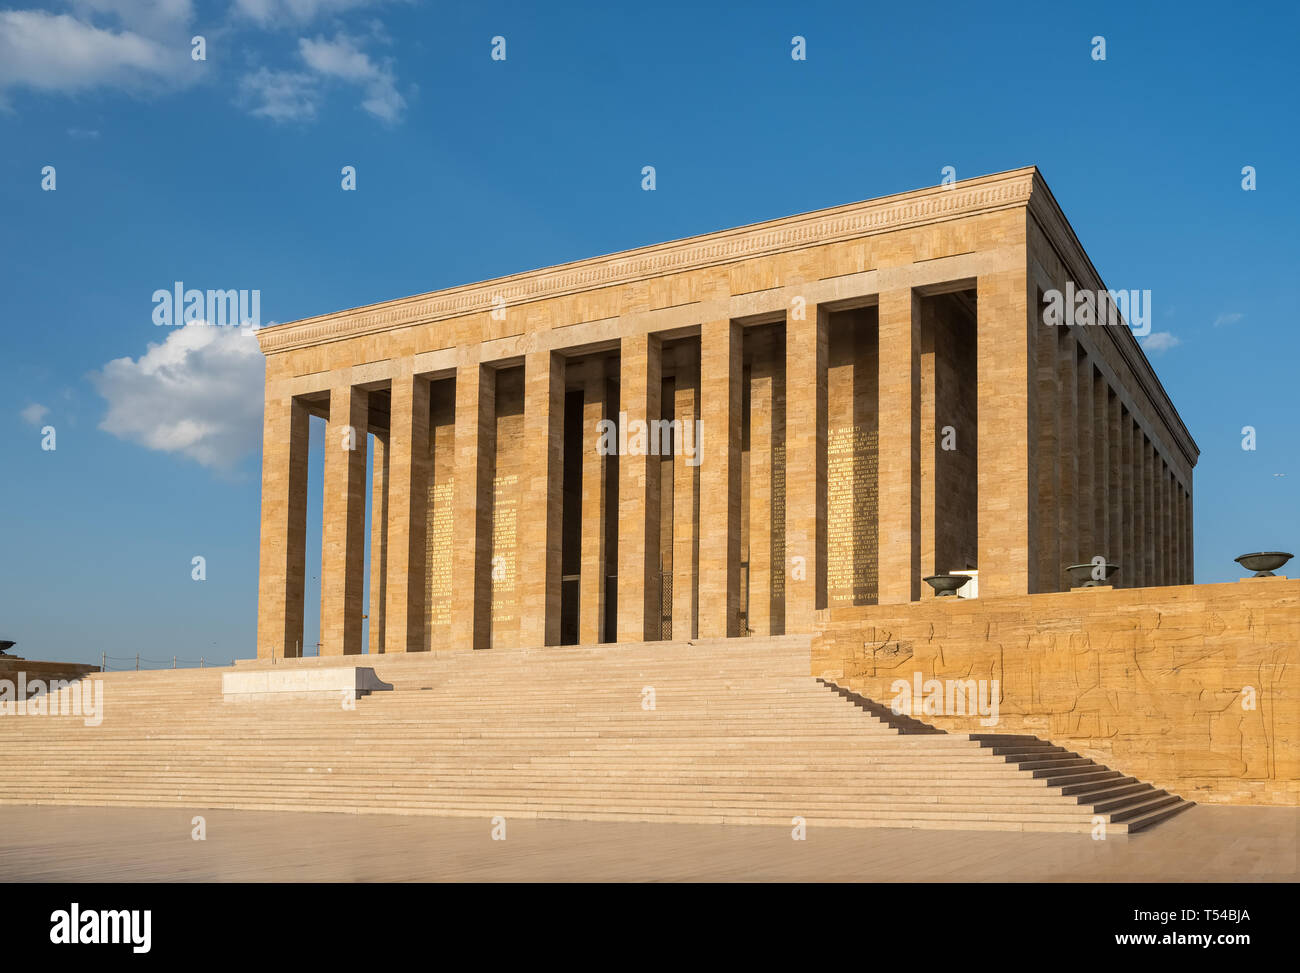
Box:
[1091,368,1109,566]
[1169,469,1179,585]
[1171,479,1180,585]
[367,430,388,654]
[978,269,1035,598]
[617,333,663,642]
[256,394,309,659]
[1032,303,1061,593]
[384,371,431,653]
[1055,327,1078,577]
[877,288,921,604]
[452,362,494,651]
[1157,455,1166,585]
[1128,420,1143,587]
[1121,412,1136,588]
[579,360,610,645]
[519,350,565,648]
[698,319,742,638]
[671,348,699,641]
[320,380,369,655]
[1162,464,1174,586]
[1143,437,1156,586]
[1185,485,1195,582]
[784,302,827,632]
[1154,460,1165,585]
[1107,393,1125,587]
[1076,352,1095,564]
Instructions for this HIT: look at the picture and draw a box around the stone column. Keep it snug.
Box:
[698,319,742,638]
[977,269,1036,597]
[1185,485,1195,583]
[784,302,827,631]
[1076,353,1095,564]
[1107,394,1124,587]
[617,332,663,642]
[671,349,699,641]
[877,288,921,604]
[1175,474,1184,584]
[1142,436,1155,587]
[1133,418,1144,585]
[1055,327,1078,580]
[579,360,609,645]
[367,430,388,654]
[1091,369,1109,566]
[451,362,494,651]
[1031,293,1061,593]
[1118,411,1128,585]
[519,350,566,648]
[320,379,368,655]
[256,393,309,659]
[384,371,430,653]
[1163,465,1174,586]
[1159,463,1170,585]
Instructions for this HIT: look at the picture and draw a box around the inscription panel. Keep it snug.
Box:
[827,425,878,604]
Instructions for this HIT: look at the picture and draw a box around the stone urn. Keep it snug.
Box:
[1234,552,1293,577]
[923,574,970,597]
[1066,562,1120,587]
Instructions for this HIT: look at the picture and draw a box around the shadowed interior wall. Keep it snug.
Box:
[490,367,525,649]
[921,292,978,584]
[826,308,879,607]
[424,378,456,650]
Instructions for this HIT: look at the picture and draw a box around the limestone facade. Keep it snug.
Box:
[255,168,1198,657]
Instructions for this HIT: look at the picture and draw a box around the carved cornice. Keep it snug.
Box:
[257,168,1036,355]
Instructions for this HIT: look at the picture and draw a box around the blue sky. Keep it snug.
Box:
[1,0,1296,666]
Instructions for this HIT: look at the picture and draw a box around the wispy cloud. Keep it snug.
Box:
[1213,312,1245,327]
[240,66,320,122]
[299,33,404,121]
[233,0,387,28]
[20,403,49,426]
[241,32,405,123]
[1141,331,1181,354]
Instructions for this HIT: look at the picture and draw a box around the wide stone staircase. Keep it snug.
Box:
[0,635,1193,833]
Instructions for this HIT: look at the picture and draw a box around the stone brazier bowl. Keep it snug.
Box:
[1066,562,1120,587]
[0,640,13,656]
[923,574,970,597]
[1233,552,1293,577]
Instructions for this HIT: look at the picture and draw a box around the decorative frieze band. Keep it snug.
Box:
[257,169,1035,355]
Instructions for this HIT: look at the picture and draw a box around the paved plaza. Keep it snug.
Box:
[1,804,1293,882]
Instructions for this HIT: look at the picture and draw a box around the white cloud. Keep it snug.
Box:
[234,0,386,27]
[299,33,403,121]
[71,0,194,35]
[242,32,405,123]
[0,10,188,98]
[1213,312,1245,327]
[20,403,49,426]
[91,324,265,472]
[240,66,320,121]
[1141,331,1181,354]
